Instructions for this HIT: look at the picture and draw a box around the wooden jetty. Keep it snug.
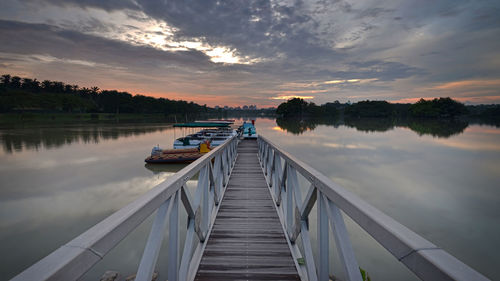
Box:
[195,140,299,280]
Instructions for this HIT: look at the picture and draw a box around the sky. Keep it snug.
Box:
[0,0,499,107]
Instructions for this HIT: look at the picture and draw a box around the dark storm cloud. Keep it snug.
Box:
[134,0,338,61]
[29,0,139,12]
[346,61,425,81]
[0,20,212,70]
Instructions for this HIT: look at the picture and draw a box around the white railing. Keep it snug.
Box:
[257,135,489,281]
[12,136,239,281]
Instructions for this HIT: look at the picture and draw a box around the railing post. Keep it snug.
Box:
[208,162,218,206]
[322,195,362,281]
[217,156,224,196]
[260,140,265,165]
[168,190,179,281]
[286,164,296,233]
[273,154,282,199]
[135,197,173,281]
[201,164,209,235]
[178,218,195,281]
[222,149,228,185]
[263,143,269,170]
[225,145,232,177]
[301,219,319,281]
[318,190,329,281]
[277,162,287,206]
[229,139,238,168]
[267,149,275,186]
[232,139,237,165]
[257,138,262,161]
[227,140,234,168]
[265,146,271,176]
[257,137,261,156]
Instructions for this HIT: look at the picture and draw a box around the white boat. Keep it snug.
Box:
[173,129,237,148]
[208,129,238,147]
[173,136,206,149]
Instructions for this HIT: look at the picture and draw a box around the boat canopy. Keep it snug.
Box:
[173,122,230,128]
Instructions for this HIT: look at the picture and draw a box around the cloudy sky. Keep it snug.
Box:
[1,0,499,107]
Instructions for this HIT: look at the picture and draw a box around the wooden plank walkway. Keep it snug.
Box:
[195,139,300,281]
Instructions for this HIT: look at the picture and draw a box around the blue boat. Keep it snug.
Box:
[241,121,257,139]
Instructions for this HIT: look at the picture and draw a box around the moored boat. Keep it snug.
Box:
[195,119,235,125]
[241,120,258,139]
[173,128,237,148]
[173,136,206,149]
[146,122,237,164]
[145,141,211,164]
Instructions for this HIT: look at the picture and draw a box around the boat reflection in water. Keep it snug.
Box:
[144,163,188,175]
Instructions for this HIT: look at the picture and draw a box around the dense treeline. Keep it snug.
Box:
[276,98,339,118]
[276,97,496,119]
[408,98,468,118]
[344,100,398,118]
[344,98,469,118]
[0,74,212,116]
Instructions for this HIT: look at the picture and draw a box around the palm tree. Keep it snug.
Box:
[1,74,11,86]
[90,86,100,94]
[42,80,52,91]
[10,76,21,88]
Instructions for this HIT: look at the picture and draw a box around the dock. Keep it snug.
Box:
[195,140,299,280]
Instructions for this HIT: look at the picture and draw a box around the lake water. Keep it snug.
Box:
[0,119,498,280]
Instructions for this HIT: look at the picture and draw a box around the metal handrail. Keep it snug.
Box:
[258,135,489,281]
[12,136,239,281]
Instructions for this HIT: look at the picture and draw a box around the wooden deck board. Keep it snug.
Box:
[195,139,300,281]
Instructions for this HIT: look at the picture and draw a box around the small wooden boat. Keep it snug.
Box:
[145,142,211,164]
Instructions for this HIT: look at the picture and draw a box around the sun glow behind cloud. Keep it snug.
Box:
[0,4,261,65]
[100,11,261,65]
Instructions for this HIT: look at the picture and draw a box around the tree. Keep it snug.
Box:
[42,80,52,90]
[0,74,219,115]
[276,98,310,118]
[10,76,21,88]
[1,74,11,86]
[344,100,394,118]
[409,97,467,118]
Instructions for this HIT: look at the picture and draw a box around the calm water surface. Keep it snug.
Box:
[0,120,498,280]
